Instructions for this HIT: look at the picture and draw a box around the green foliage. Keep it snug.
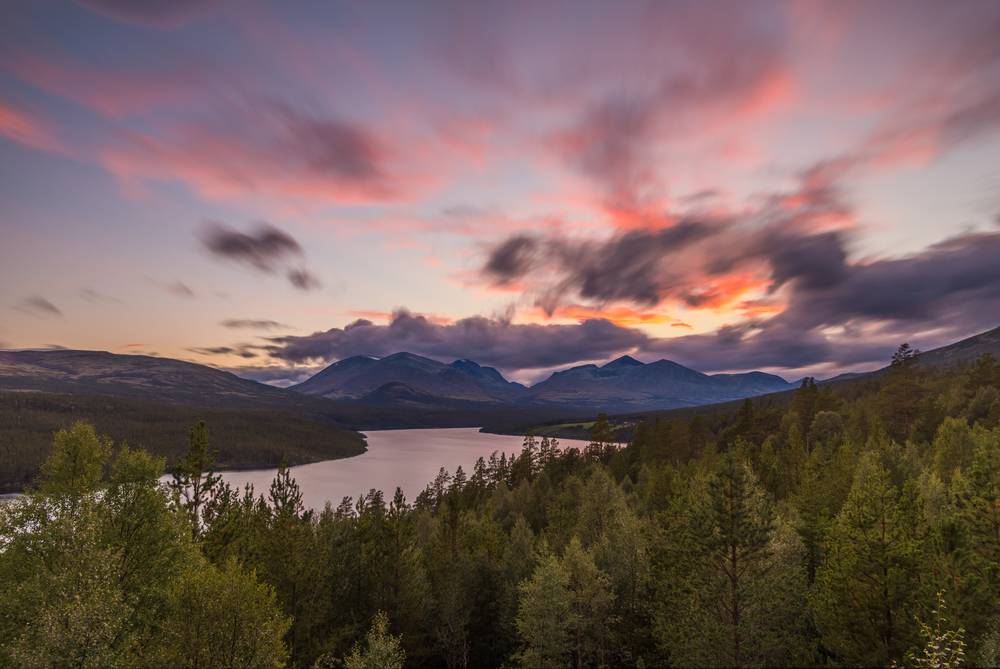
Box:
[880,344,925,439]
[515,551,573,668]
[154,556,291,668]
[0,391,366,493]
[342,611,405,669]
[37,421,111,498]
[660,453,808,667]
[0,422,288,668]
[170,418,221,540]
[895,591,966,669]
[810,468,927,666]
[10,349,1000,668]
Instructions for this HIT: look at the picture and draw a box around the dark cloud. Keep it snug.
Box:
[638,231,1000,374]
[287,268,321,291]
[189,344,258,359]
[13,295,62,318]
[220,319,290,331]
[762,230,848,293]
[244,230,1000,378]
[71,0,224,29]
[284,111,385,185]
[482,236,539,286]
[200,221,321,291]
[264,309,647,373]
[202,222,302,271]
[478,171,1000,376]
[782,232,1000,330]
[482,217,737,313]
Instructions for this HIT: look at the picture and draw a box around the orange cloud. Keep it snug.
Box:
[549,305,679,328]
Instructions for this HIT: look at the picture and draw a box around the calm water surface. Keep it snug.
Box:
[212,428,528,512]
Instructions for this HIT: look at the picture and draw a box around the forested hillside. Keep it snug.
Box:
[0,392,367,493]
[3,347,1000,667]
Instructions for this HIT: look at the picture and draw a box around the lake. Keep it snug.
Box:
[208,428,530,512]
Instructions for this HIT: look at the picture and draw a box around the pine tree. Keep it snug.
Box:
[662,453,807,667]
[879,343,924,439]
[169,418,221,541]
[261,457,321,665]
[792,378,819,433]
[810,468,927,666]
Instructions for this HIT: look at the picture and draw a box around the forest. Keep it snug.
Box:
[2,344,1000,668]
[0,391,367,493]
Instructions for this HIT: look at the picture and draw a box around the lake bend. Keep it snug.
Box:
[197,428,532,512]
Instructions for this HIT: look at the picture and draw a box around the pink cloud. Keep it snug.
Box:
[99,102,435,206]
[2,47,229,119]
[0,97,66,154]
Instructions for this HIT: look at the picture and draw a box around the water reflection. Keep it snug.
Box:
[212,428,529,512]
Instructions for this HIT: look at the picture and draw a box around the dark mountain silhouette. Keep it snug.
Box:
[516,356,793,412]
[0,350,573,431]
[4,323,999,426]
[289,352,526,404]
[290,352,794,412]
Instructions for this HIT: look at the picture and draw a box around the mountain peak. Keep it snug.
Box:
[602,355,644,369]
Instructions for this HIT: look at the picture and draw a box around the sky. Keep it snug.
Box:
[2,0,1000,387]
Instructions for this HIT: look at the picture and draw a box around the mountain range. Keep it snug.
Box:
[289,351,795,412]
[3,323,999,420]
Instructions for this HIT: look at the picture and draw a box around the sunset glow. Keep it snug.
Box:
[3,1,1000,384]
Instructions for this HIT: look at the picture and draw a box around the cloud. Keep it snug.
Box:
[550,4,792,217]
[202,222,302,271]
[200,221,321,291]
[189,344,258,359]
[287,268,321,291]
[71,0,225,29]
[226,220,1000,379]
[220,319,290,331]
[631,229,1000,373]
[474,166,1000,375]
[13,295,62,318]
[162,280,194,298]
[78,287,122,304]
[222,365,320,387]
[264,309,648,374]
[1,46,227,120]
[101,101,411,207]
[0,98,66,154]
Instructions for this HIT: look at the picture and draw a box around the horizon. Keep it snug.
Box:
[4,1,1000,388]
[0,341,934,389]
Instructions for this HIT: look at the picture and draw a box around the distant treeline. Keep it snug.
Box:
[0,391,366,492]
